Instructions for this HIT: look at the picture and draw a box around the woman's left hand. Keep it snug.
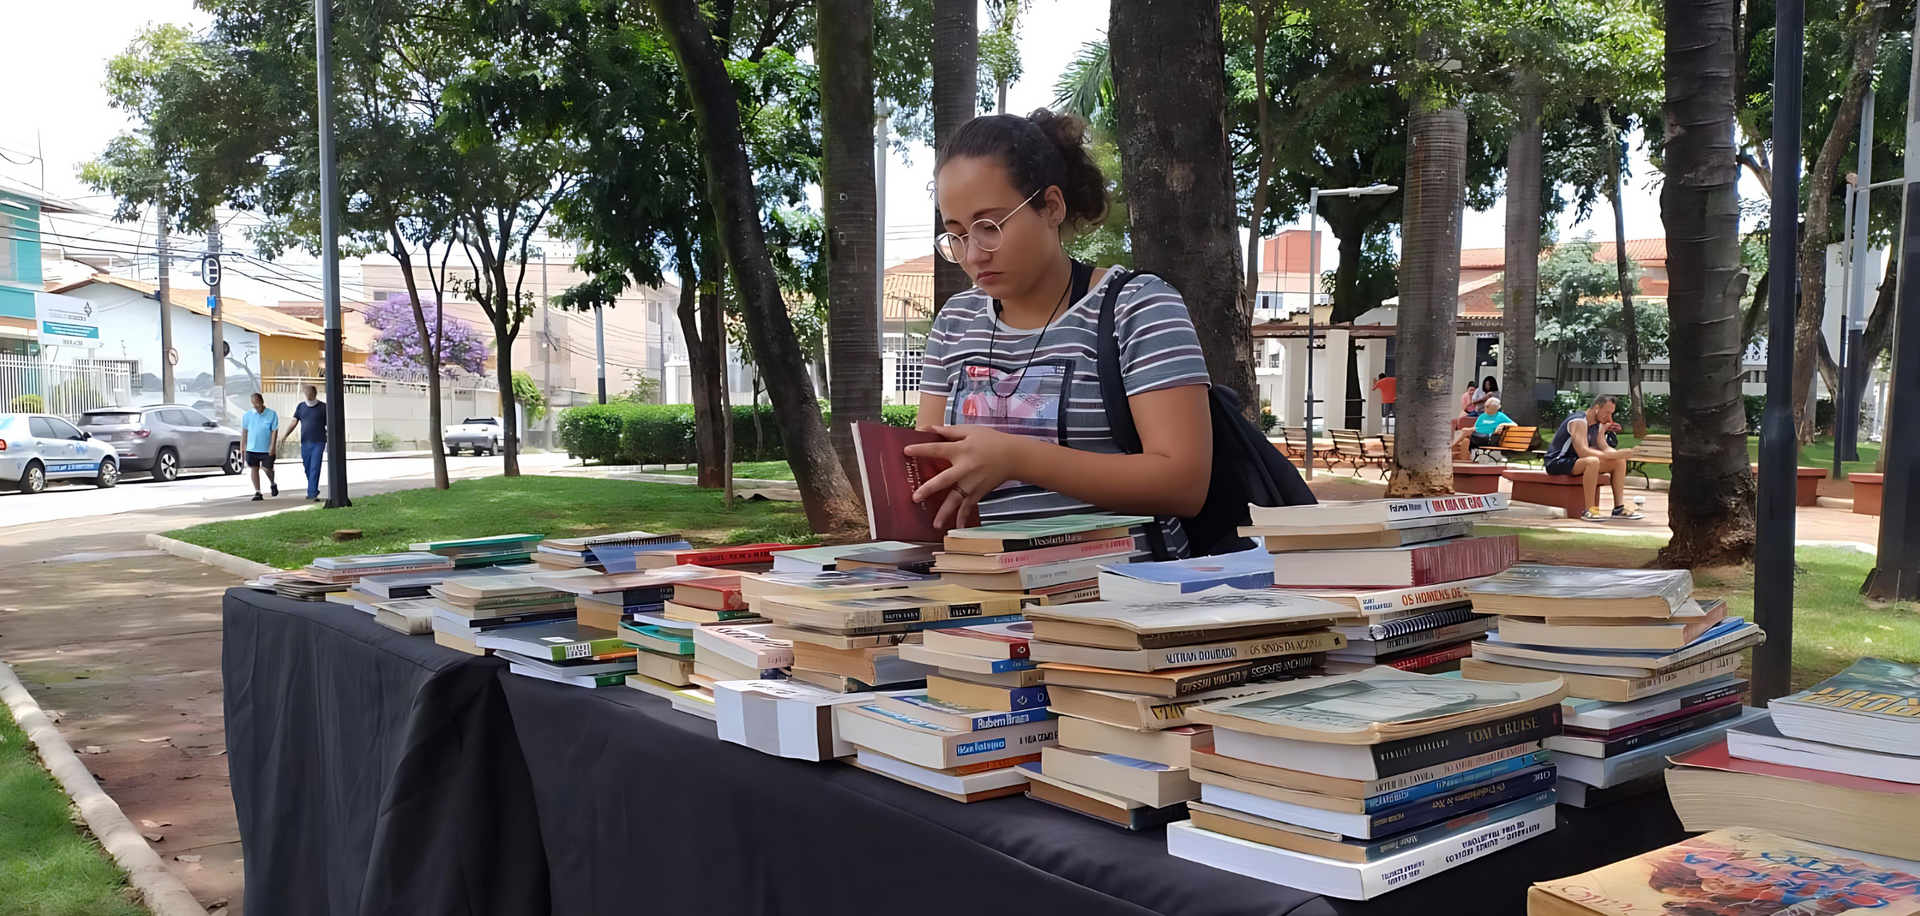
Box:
[904,425,1031,529]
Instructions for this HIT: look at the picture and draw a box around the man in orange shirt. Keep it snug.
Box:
[1372,373,1397,424]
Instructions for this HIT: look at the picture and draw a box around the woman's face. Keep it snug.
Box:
[935,155,1063,300]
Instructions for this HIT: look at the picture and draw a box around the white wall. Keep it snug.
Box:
[53,283,262,407]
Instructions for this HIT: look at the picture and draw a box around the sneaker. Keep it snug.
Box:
[251,492,264,501]
[1580,508,1607,522]
[270,483,279,497]
[1612,505,1645,520]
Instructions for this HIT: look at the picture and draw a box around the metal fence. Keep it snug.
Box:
[258,376,501,451]
[0,355,135,419]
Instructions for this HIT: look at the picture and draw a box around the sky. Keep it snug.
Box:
[1,0,1684,306]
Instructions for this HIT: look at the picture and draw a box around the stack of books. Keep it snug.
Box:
[837,620,1056,801]
[533,531,690,570]
[758,583,1024,694]
[1666,658,1920,861]
[1253,495,1514,674]
[715,678,877,760]
[691,623,792,687]
[426,574,581,655]
[616,576,755,708]
[1529,828,1920,916]
[770,541,920,573]
[540,567,721,632]
[1170,667,1567,900]
[662,576,760,624]
[833,544,939,575]
[306,551,455,584]
[1020,592,1351,828]
[1095,547,1274,603]
[1460,565,1768,805]
[931,514,1151,604]
[265,572,353,601]
[478,619,637,688]
[411,533,544,567]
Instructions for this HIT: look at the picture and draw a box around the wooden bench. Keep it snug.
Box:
[1328,429,1390,478]
[1280,427,1335,468]
[1503,467,1614,516]
[1478,425,1540,464]
[1852,472,1884,516]
[1749,464,1827,507]
[1627,434,1673,487]
[1453,462,1504,494]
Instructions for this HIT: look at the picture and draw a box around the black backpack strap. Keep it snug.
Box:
[1094,269,1172,560]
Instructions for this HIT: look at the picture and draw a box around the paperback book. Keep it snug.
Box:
[942,513,1151,554]
[1094,546,1277,601]
[1468,565,1694,618]
[1183,666,1566,745]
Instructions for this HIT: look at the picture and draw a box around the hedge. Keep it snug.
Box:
[1543,390,1832,436]
[558,402,918,465]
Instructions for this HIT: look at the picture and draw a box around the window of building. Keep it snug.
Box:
[0,214,15,284]
[895,347,925,393]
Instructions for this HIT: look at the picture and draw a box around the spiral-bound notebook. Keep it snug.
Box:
[851,421,977,542]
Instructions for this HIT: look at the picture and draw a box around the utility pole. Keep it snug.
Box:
[876,101,891,391]
[208,221,226,424]
[1865,0,1920,601]
[316,0,350,508]
[1753,0,1804,702]
[156,205,175,404]
[541,249,554,447]
[595,303,608,404]
[1839,86,1876,469]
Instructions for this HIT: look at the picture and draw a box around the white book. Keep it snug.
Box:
[832,703,1058,770]
[713,679,875,761]
[1560,677,1747,731]
[1165,802,1555,900]
[1555,706,1767,787]
[1197,784,1369,838]
[1727,718,1920,785]
[1242,494,1509,530]
[693,624,794,670]
[854,748,1032,796]
[507,661,628,688]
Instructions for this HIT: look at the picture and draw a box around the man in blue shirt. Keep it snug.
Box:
[239,392,280,501]
[284,384,328,501]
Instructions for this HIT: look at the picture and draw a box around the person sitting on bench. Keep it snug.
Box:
[1543,394,1644,522]
[1452,397,1515,461]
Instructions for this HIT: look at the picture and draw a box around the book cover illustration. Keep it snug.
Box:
[1470,564,1693,607]
[1773,658,1920,724]
[1188,667,1563,738]
[1532,828,1920,916]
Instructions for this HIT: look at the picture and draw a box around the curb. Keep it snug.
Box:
[145,534,280,578]
[0,663,209,916]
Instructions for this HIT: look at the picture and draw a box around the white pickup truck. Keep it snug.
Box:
[443,416,503,456]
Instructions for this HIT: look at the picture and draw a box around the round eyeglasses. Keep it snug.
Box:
[935,190,1042,263]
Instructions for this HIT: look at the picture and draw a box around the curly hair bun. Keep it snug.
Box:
[937,109,1110,233]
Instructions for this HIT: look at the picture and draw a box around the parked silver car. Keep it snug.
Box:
[444,416,503,456]
[0,413,122,493]
[77,405,244,481]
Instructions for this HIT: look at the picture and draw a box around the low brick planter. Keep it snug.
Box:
[1750,464,1827,508]
[1504,468,1612,516]
[1851,472,1884,516]
[1453,462,1504,495]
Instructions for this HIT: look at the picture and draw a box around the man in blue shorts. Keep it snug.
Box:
[239,392,280,501]
[1543,394,1640,522]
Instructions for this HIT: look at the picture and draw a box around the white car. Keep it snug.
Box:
[444,416,503,456]
[0,413,122,493]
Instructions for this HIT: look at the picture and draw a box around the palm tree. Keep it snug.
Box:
[1388,105,1468,496]
[1655,0,1755,567]
[1501,83,1544,429]
[819,0,881,485]
[650,0,868,535]
[1109,0,1256,410]
[931,0,977,313]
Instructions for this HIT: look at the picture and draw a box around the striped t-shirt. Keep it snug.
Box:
[921,267,1211,555]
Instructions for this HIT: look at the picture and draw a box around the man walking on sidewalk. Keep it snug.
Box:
[240,392,280,501]
[285,384,327,502]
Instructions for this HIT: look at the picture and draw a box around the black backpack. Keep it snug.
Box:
[1094,269,1318,558]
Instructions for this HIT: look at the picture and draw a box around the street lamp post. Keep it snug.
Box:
[1303,184,1397,478]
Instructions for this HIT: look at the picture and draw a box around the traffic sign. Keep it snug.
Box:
[202,255,222,288]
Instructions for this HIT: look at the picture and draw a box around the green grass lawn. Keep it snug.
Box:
[656,460,795,481]
[1609,433,1878,481]
[165,475,816,569]
[1485,525,1919,690]
[0,717,146,916]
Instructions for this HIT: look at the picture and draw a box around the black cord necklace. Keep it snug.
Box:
[987,263,1077,394]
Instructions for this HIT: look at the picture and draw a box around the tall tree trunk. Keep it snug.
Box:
[651,0,866,535]
[1656,0,1756,568]
[997,79,1008,115]
[1863,244,1897,364]
[1324,196,1397,322]
[931,0,978,313]
[1388,105,1467,496]
[1501,83,1544,428]
[488,261,523,478]
[678,241,726,488]
[1792,4,1884,444]
[820,0,882,490]
[1606,113,1648,437]
[1109,0,1256,412]
[1242,0,1273,301]
[390,225,449,489]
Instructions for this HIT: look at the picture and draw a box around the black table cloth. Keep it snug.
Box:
[500,673,1691,916]
[222,588,548,916]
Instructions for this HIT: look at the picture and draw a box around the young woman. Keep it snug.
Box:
[906,109,1214,556]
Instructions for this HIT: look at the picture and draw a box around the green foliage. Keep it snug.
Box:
[9,395,43,412]
[1062,135,1132,268]
[0,713,148,916]
[559,403,916,464]
[370,430,401,452]
[49,380,104,411]
[612,368,661,405]
[511,371,546,423]
[1534,239,1669,364]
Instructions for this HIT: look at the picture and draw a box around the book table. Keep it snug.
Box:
[225,586,1693,916]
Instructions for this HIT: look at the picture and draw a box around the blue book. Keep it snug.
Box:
[1097,546,1274,599]
[873,693,1054,731]
[1363,750,1550,812]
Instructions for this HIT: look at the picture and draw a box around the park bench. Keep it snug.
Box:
[1852,473,1884,516]
[1328,429,1390,478]
[1503,467,1613,517]
[1453,462,1504,494]
[1474,425,1540,465]
[1280,427,1334,467]
[1626,434,1673,487]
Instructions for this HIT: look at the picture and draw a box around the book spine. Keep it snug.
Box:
[1615,652,1745,699]
[1566,679,1746,731]
[1360,789,1556,861]
[1350,582,1479,616]
[1366,606,1484,641]
[1375,641,1477,672]
[965,707,1053,730]
[1018,560,1111,590]
[1410,536,1518,586]
[966,528,1128,554]
[979,657,1038,673]
[1168,653,1327,696]
[1359,743,1545,797]
[675,545,794,567]
[1355,795,1553,895]
[1347,618,1488,655]
[1148,631,1343,671]
[951,753,1041,776]
[906,613,1026,633]
[947,722,1059,766]
[1365,753,1552,812]
[975,536,1136,569]
[1366,765,1557,835]
[1589,703,1742,756]
[1370,706,1563,777]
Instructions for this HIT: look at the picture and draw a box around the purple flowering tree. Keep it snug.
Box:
[365,296,490,381]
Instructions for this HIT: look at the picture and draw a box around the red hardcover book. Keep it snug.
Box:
[664,544,806,569]
[673,576,747,611]
[1271,535,1519,589]
[931,536,1138,572]
[1670,739,1920,795]
[1376,639,1477,672]
[852,421,977,543]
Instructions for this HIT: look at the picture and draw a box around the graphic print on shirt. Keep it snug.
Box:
[949,358,1074,494]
